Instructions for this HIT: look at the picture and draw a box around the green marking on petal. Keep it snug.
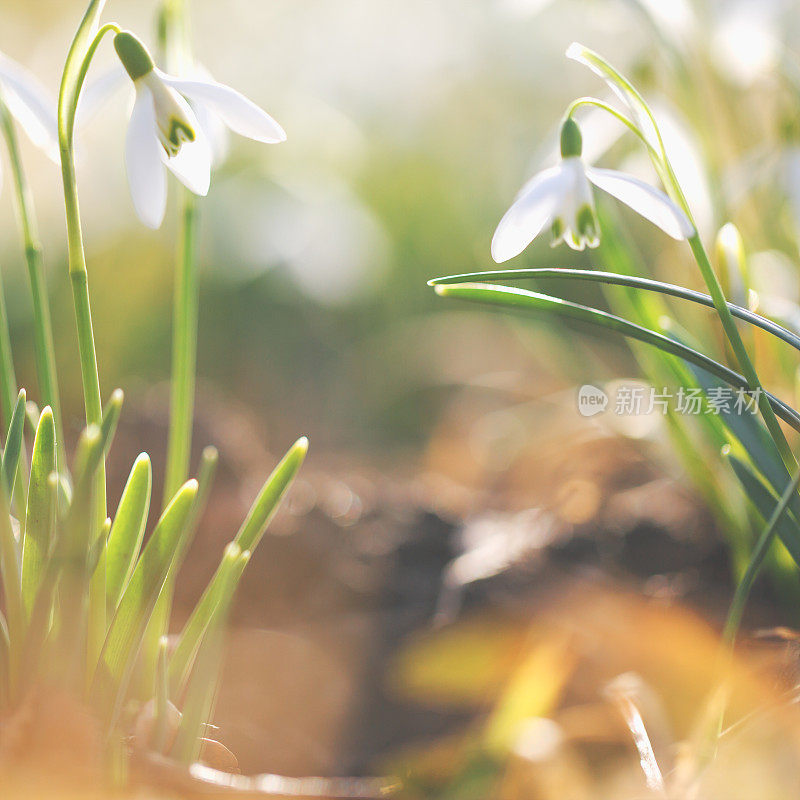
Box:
[577,203,600,244]
[114,31,155,83]
[169,117,195,147]
[551,217,565,245]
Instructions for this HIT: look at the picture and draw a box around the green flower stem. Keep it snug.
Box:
[57,19,119,508]
[57,13,120,670]
[163,196,199,506]
[570,89,796,469]
[684,232,794,468]
[0,99,64,475]
[565,97,660,161]
[723,466,800,647]
[161,0,199,508]
[631,89,796,468]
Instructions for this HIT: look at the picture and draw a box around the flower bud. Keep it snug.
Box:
[114,31,155,82]
[560,117,583,159]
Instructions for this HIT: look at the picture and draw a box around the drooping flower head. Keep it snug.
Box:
[491,117,694,263]
[112,31,286,229]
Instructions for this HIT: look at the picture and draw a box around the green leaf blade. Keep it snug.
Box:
[168,437,307,697]
[106,453,152,611]
[92,479,198,726]
[1,389,26,498]
[21,407,55,618]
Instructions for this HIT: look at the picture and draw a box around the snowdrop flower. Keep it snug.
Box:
[113,31,286,229]
[0,50,59,188]
[491,118,694,263]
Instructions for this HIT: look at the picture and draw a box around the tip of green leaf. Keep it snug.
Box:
[223,541,242,561]
[16,388,25,402]
[201,445,219,463]
[293,436,309,455]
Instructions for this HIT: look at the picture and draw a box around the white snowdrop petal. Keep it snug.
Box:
[586,167,694,239]
[125,88,167,229]
[164,129,212,196]
[77,63,128,127]
[159,71,286,143]
[0,53,58,159]
[491,166,568,263]
[193,97,230,164]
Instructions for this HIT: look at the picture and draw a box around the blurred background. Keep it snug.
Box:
[4,1,800,797]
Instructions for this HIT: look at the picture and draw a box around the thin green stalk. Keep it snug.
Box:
[57,18,119,516]
[163,196,199,506]
[0,98,64,474]
[685,233,794,468]
[57,11,120,679]
[162,0,199,507]
[0,261,16,427]
[723,466,800,646]
[567,44,796,468]
[0,250,29,511]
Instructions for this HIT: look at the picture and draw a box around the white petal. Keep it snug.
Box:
[184,64,231,163]
[193,97,230,164]
[164,129,212,196]
[585,167,694,239]
[0,52,58,160]
[77,63,127,127]
[491,165,568,263]
[125,88,167,229]
[158,70,286,143]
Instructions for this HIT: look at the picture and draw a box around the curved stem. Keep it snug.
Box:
[0,99,64,475]
[57,17,119,499]
[434,282,800,433]
[565,97,661,161]
[57,6,118,675]
[574,49,796,468]
[430,267,800,357]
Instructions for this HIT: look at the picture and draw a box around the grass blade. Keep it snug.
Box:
[21,407,55,619]
[87,389,125,668]
[724,465,800,644]
[100,388,124,456]
[428,268,800,356]
[1,389,26,497]
[168,437,307,697]
[433,283,800,432]
[234,437,308,552]
[106,453,152,611]
[172,543,249,764]
[20,424,106,695]
[153,635,171,753]
[131,445,218,702]
[0,480,21,668]
[91,479,198,729]
[728,456,800,568]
